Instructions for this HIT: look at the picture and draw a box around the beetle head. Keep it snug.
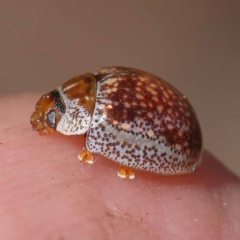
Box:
[30,91,65,135]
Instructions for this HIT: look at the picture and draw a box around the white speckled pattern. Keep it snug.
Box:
[86,67,202,174]
[57,88,91,135]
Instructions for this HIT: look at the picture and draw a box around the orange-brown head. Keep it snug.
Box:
[30,73,97,136]
[30,90,65,135]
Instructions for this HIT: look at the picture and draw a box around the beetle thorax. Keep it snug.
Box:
[56,73,97,135]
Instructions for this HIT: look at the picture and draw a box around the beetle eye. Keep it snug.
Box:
[47,110,56,129]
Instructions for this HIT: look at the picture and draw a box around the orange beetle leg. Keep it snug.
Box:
[118,165,135,180]
[78,148,94,164]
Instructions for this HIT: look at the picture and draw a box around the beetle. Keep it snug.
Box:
[30,66,202,179]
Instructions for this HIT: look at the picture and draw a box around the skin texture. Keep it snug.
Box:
[0,94,240,240]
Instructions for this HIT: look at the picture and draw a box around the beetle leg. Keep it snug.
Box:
[78,148,94,164]
[117,165,135,180]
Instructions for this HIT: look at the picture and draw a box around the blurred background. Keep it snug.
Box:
[1,0,239,176]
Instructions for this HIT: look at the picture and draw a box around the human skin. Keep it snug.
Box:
[0,94,240,240]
